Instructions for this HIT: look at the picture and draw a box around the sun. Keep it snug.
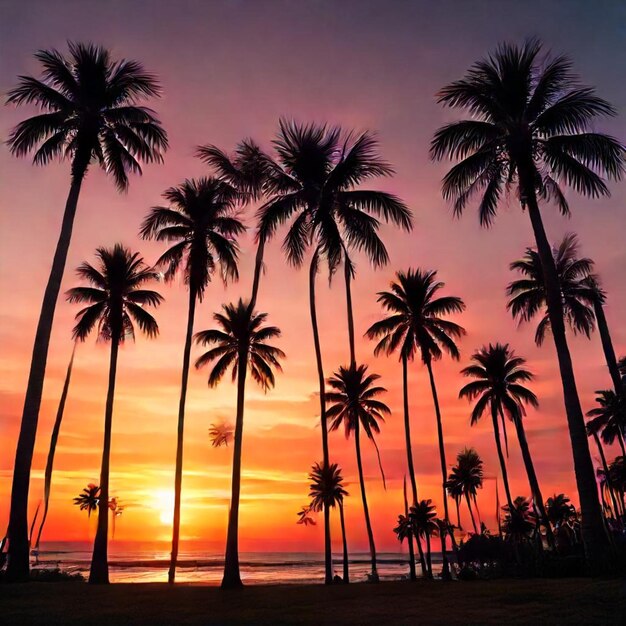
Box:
[153,489,175,526]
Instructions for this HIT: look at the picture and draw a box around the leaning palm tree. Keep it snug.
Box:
[308,462,350,583]
[431,39,623,563]
[140,177,244,583]
[366,268,465,573]
[195,300,284,588]
[67,244,162,584]
[34,344,76,552]
[5,42,167,581]
[446,448,484,533]
[327,363,390,582]
[73,484,100,517]
[409,499,438,578]
[459,344,553,545]
[587,390,626,455]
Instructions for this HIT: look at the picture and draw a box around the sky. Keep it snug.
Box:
[0,0,625,555]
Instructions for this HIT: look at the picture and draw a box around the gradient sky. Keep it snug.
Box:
[1,0,625,554]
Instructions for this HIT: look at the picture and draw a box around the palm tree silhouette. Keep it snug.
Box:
[546,494,576,530]
[5,42,167,581]
[394,476,423,578]
[431,39,623,563]
[67,244,162,583]
[587,390,626,455]
[34,344,77,552]
[308,462,350,583]
[409,499,438,578]
[502,497,537,543]
[446,448,484,533]
[366,268,465,575]
[209,423,234,448]
[296,505,316,527]
[195,300,284,588]
[140,177,244,583]
[326,364,390,582]
[73,484,100,517]
[459,343,553,545]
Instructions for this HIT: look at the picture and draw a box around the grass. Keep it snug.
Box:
[2,578,625,625]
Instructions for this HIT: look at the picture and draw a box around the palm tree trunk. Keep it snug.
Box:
[455,497,462,530]
[309,249,332,585]
[402,356,419,506]
[424,359,453,578]
[593,433,620,521]
[425,532,432,577]
[34,345,76,551]
[592,300,622,392]
[221,347,247,589]
[403,476,417,581]
[169,287,197,584]
[354,420,378,580]
[521,173,610,565]
[465,493,478,533]
[89,333,120,584]
[415,533,428,578]
[508,410,555,548]
[344,252,356,365]
[7,152,90,582]
[339,501,349,583]
[472,494,482,528]
[249,233,265,311]
[491,404,514,509]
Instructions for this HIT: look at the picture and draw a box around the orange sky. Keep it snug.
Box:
[1,0,625,554]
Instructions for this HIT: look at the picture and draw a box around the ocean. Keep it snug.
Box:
[32,542,443,584]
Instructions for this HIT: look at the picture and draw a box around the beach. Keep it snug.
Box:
[3,578,624,625]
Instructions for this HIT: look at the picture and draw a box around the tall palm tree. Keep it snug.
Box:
[195,300,284,588]
[67,244,162,584]
[589,428,622,522]
[459,344,553,544]
[409,499,438,578]
[308,462,350,583]
[446,448,484,533]
[587,390,626,455]
[366,268,465,572]
[240,122,410,583]
[34,344,77,551]
[502,497,537,543]
[73,484,100,517]
[140,177,244,583]
[5,42,167,581]
[326,363,390,581]
[431,40,623,563]
[546,494,577,530]
[507,235,596,347]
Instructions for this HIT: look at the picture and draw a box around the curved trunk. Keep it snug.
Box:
[89,332,120,584]
[354,420,378,580]
[508,409,554,547]
[465,493,478,534]
[339,501,349,583]
[521,175,610,565]
[344,253,356,366]
[7,152,90,582]
[472,494,482,528]
[592,300,622,393]
[249,233,265,312]
[425,532,432,577]
[491,404,514,509]
[169,287,197,584]
[309,250,332,584]
[424,359,453,577]
[403,476,417,581]
[221,347,248,589]
[593,433,620,521]
[34,345,76,551]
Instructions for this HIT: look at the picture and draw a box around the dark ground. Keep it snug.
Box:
[2,578,625,625]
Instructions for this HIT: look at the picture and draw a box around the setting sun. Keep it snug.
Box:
[153,490,175,527]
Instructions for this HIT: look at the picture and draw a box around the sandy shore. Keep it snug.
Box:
[2,578,625,625]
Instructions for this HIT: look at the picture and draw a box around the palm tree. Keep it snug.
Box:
[409,499,438,578]
[502,497,537,543]
[296,505,316,527]
[67,244,162,584]
[587,390,626,455]
[34,344,76,552]
[590,428,622,522]
[209,423,234,448]
[366,268,465,572]
[73,484,100,517]
[326,363,390,581]
[546,494,576,530]
[195,300,284,588]
[431,40,623,563]
[446,448,484,533]
[108,497,124,540]
[459,344,553,544]
[5,43,167,581]
[140,177,244,583]
[507,235,596,347]
[308,462,350,583]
